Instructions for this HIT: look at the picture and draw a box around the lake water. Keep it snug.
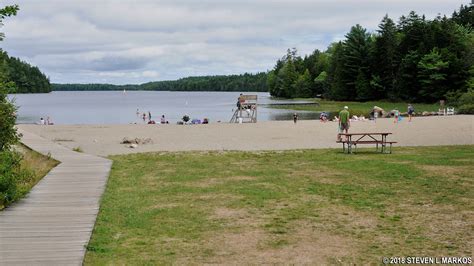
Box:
[9,91,321,125]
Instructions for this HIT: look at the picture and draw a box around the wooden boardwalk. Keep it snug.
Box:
[0,129,112,265]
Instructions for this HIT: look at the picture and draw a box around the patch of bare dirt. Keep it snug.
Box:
[201,220,357,264]
[383,203,474,256]
[419,165,473,178]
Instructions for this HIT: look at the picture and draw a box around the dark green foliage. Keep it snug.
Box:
[372,15,398,99]
[53,72,267,92]
[0,88,18,151]
[457,90,474,114]
[452,4,474,28]
[267,4,473,103]
[0,5,50,94]
[417,49,449,102]
[1,51,52,93]
[0,4,22,209]
[0,151,21,208]
[343,25,372,100]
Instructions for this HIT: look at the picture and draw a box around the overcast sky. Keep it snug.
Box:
[0,0,469,84]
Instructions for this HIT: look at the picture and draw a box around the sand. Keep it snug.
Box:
[17,115,473,157]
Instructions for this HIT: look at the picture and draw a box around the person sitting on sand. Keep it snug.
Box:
[46,116,54,125]
[320,112,328,122]
[39,117,45,125]
[161,115,166,124]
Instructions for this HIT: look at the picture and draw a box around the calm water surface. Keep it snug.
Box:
[9,91,321,125]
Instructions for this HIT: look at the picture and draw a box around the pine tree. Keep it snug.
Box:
[342,24,372,100]
[372,15,398,99]
[417,48,449,102]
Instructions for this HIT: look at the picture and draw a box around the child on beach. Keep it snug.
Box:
[393,109,400,123]
[293,113,298,124]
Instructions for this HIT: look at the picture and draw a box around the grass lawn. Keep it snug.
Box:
[268,100,440,116]
[85,146,473,264]
[0,144,59,210]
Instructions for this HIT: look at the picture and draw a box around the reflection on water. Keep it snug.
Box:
[10,91,324,125]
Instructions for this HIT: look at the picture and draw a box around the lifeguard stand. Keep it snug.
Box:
[230,95,258,123]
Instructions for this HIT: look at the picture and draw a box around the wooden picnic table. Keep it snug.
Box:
[337,132,396,154]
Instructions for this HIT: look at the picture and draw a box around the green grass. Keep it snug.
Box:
[0,144,59,210]
[85,146,473,264]
[269,99,439,116]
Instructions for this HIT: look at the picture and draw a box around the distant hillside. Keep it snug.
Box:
[52,72,268,92]
[0,50,51,93]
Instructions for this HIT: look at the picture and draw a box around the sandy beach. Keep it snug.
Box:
[17,115,473,157]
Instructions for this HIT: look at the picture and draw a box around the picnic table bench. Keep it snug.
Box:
[336,132,396,154]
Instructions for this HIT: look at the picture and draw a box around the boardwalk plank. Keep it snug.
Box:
[0,129,111,265]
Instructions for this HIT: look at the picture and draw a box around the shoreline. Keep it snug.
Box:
[17,115,474,157]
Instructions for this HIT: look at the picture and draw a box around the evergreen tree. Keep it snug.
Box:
[452,4,474,28]
[342,24,372,100]
[326,42,347,100]
[417,48,449,102]
[294,69,312,97]
[372,15,398,99]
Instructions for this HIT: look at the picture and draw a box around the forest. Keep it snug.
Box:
[52,72,268,92]
[0,50,51,93]
[267,4,474,103]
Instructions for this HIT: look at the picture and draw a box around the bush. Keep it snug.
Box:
[458,104,474,114]
[458,90,474,106]
[456,90,474,114]
[0,151,21,208]
[0,88,19,151]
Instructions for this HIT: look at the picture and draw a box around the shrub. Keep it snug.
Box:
[458,103,474,114]
[0,88,18,151]
[0,151,21,208]
[456,90,474,114]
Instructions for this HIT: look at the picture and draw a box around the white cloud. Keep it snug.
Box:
[0,0,469,84]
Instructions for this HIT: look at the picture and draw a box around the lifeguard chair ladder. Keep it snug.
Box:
[230,95,258,123]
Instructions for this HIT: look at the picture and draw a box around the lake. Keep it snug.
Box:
[9,91,321,125]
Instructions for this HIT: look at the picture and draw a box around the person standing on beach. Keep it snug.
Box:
[338,106,350,141]
[408,104,414,122]
[142,113,146,123]
[393,109,399,123]
[293,113,298,124]
[148,111,152,121]
[136,108,140,117]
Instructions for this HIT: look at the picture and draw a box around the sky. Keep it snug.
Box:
[0,0,469,84]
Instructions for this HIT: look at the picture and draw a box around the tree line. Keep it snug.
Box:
[0,50,51,93]
[267,4,474,103]
[52,72,268,92]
